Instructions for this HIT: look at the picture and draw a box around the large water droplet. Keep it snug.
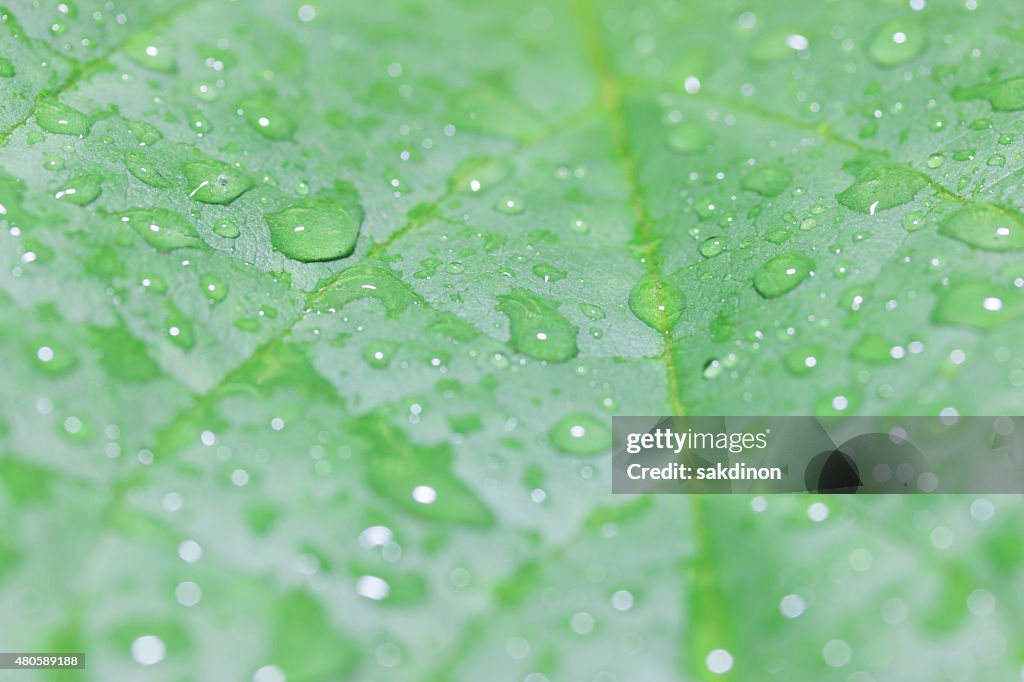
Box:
[35,101,91,136]
[120,208,199,251]
[266,186,363,262]
[867,20,925,66]
[54,173,102,205]
[953,77,1024,112]
[836,160,924,214]
[628,274,684,331]
[548,414,611,455]
[320,265,416,317]
[238,96,296,140]
[123,31,176,72]
[939,204,1024,251]
[125,150,176,189]
[933,278,1023,330]
[495,290,578,362]
[741,163,791,197]
[532,263,567,282]
[666,123,712,154]
[184,159,253,204]
[753,253,814,298]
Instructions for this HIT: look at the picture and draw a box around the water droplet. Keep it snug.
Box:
[926,153,944,168]
[120,208,199,251]
[951,148,975,162]
[213,219,240,238]
[741,163,792,197]
[867,20,925,66]
[188,111,212,134]
[495,195,525,215]
[192,81,219,101]
[532,263,567,282]
[570,217,589,234]
[54,173,102,205]
[784,344,822,376]
[837,162,925,214]
[699,237,725,258]
[448,156,510,193]
[579,303,605,320]
[666,122,712,154]
[200,274,227,303]
[705,649,734,675]
[363,340,399,368]
[130,635,166,666]
[184,159,253,204]
[495,290,578,362]
[902,210,925,232]
[444,261,465,275]
[35,101,91,136]
[753,253,814,298]
[238,96,296,140]
[953,77,1024,112]
[129,120,163,146]
[987,153,1006,167]
[0,58,14,78]
[628,274,685,331]
[939,204,1024,251]
[165,304,195,349]
[933,278,1023,330]
[266,187,363,262]
[123,31,176,72]
[548,414,610,455]
[851,333,893,364]
[125,149,176,189]
[319,265,416,317]
[702,358,724,379]
[31,340,77,374]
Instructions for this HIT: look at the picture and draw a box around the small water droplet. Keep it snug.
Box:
[548,414,610,455]
[495,195,525,215]
[532,263,566,282]
[699,237,725,258]
[213,219,240,238]
[199,274,227,303]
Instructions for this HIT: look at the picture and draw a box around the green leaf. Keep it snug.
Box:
[2,1,1023,681]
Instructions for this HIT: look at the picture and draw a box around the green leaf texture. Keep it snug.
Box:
[1,0,1023,680]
